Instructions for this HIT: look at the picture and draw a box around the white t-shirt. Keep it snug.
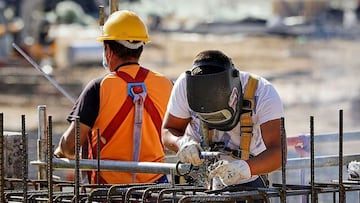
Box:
[167,70,284,185]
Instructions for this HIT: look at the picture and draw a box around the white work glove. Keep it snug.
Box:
[348,160,360,179]
[176,136,204,166]
[209,159,251,185]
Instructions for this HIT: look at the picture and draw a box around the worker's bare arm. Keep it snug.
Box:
[161,112,191,152]
[247,118,284,175]
[54,121,90,159]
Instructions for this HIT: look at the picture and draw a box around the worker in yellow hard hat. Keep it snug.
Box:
[97,10,150,43]
[55,10,173,185]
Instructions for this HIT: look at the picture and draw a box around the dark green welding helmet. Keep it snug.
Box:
[186,54,243,131]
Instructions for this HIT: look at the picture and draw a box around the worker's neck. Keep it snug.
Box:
[110,58,139,71]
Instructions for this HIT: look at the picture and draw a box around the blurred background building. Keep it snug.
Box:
[1,0,360,68]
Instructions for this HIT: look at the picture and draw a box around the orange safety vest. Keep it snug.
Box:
[87,65,172,184]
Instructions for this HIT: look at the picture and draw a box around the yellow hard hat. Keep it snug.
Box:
[97,10,150,43]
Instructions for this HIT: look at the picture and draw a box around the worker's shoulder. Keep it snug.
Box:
[240,71,271,85]
[83,74,107,87]
[146,69,173,84]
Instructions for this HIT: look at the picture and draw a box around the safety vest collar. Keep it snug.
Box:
[114,62,139,72]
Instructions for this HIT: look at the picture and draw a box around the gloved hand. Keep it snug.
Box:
[208,159,251,185]
[176,136,203,166]
[54,146,65,158]
[348,160,360,179]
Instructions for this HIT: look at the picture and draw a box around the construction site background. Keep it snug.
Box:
[0,0,358,133]
[0,0,360,202]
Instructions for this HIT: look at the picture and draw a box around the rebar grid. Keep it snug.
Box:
[0,110,360,202]
[0,113,4,202]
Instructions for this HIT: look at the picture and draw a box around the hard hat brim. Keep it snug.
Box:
[96,36,151,43]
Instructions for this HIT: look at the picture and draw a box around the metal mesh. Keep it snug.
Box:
[1,111,360,202]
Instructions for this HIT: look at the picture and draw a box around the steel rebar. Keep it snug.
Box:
[21,115,28,203]
[339,109,345,203]
[281,117,287,203]
[47,116,53,203]
[2,110,360,202]
[0,113,4,202]
[74,116,80,202]
[310,116,317,203]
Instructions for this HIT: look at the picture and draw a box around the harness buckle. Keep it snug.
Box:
[128,82,147,98]
[242,99,254,111]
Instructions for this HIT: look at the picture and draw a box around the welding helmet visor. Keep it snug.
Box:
[186,60,242,131]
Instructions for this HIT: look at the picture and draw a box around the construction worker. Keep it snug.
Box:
[54,10,173,184]
[162,50,285,200]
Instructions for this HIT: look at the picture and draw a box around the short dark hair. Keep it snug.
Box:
[191,50,233,75]
[104,40,143,60]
